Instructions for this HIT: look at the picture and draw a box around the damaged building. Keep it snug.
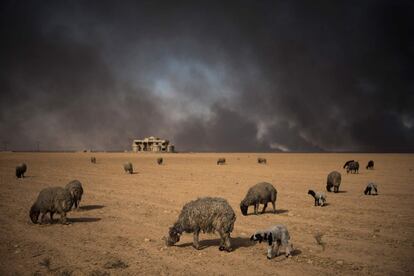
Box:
[132,136,175,152]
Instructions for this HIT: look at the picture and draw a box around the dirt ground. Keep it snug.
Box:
[0,152,413,275]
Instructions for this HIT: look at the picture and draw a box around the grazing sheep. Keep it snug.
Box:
[65,180,84,209]
[217,158,226,165]
[29,187,73,224]
[91,157,96,164]
[257,157,267,164]
[366,160,374,170]
[240,182,277,216]
[347,161,359,174]
[364,183,378,195]
[123,162,133,174]
[157,157,163,165]
[250,224,293,259]
[164,197,236,252]
[308,190,327,206]
[343,160,354,169]
[15,163,27,178]
[326,171,341,193]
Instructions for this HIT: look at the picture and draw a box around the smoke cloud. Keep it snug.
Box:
[1,0,413,152]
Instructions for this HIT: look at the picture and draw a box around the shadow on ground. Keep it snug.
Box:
[177,236,256,251]
[79,205,105,211]
[68,217,101,223]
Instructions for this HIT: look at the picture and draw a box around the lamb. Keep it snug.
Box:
[91,157,96,164]
[29,187,73,224]
[123,162,133,174]
[164,197,236,252]
[250,224,293,259]
[347,161,359,174]
[257,157,267,164]
[343,160,354,169]
[15,163,27,178]
[364,183,378,195]
[366,160,374,170]
[326,171,341,193]
[217,158,226,165]
[65,180,84,209]
[240,182,277,216]
[157,157,163,165]
[308,190,327,206]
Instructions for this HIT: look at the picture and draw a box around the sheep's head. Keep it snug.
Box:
[29,209,40,224]
[165,227,180,246]
[240,201,248,216]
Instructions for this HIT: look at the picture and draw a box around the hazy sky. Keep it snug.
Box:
[1,0,413,152]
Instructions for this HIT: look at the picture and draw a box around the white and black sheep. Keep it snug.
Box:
[16,163,27,178]
[326,171,341,193]
[65,180,84,209]
[123,162,133,174]
[308,190,327,206]
[217,158,226,165]
[250,224,293,259]
[364,183,378,195]
[29,187,73,224]
[240,182,277,215]
[164,197,236,252]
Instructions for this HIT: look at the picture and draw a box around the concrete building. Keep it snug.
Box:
[132,136,175,152]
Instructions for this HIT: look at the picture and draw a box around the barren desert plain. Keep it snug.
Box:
[0,152,413,275]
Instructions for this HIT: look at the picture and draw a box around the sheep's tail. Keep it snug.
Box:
[29,203,40,223]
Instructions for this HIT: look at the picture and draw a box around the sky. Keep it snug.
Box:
[1,0,413,152]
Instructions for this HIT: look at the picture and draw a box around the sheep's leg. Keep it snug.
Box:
[193,230,200,250]
[272,201,276,213]
[59,212,68,224]
[254,204,259,215]
[274,240,281,257]
[39,213,46,224]
[261,203,268,214]
[49,212,55,223]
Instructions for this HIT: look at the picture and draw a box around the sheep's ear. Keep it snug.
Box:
[255,234,263,243]
[267,233,273,246]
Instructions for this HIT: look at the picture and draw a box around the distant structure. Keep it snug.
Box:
[132,136,175,153]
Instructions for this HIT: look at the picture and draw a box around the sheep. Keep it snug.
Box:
[347,161,359,174]
[217,158,226,165]
[343,160,354,169]
[366,160,374,170]
[364,183,378,195]
[250,224,293,259]
[15,163,27,178]
[240,182,277,216]
[29,187,73,224]
[164,197,236,252]
[123,162,133,174]
[257,157,267,164]
[308,190,327,206]
[91,157,96,164]
[326,171,341,193]
[65,180,84,209]
[157,157,163,165]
